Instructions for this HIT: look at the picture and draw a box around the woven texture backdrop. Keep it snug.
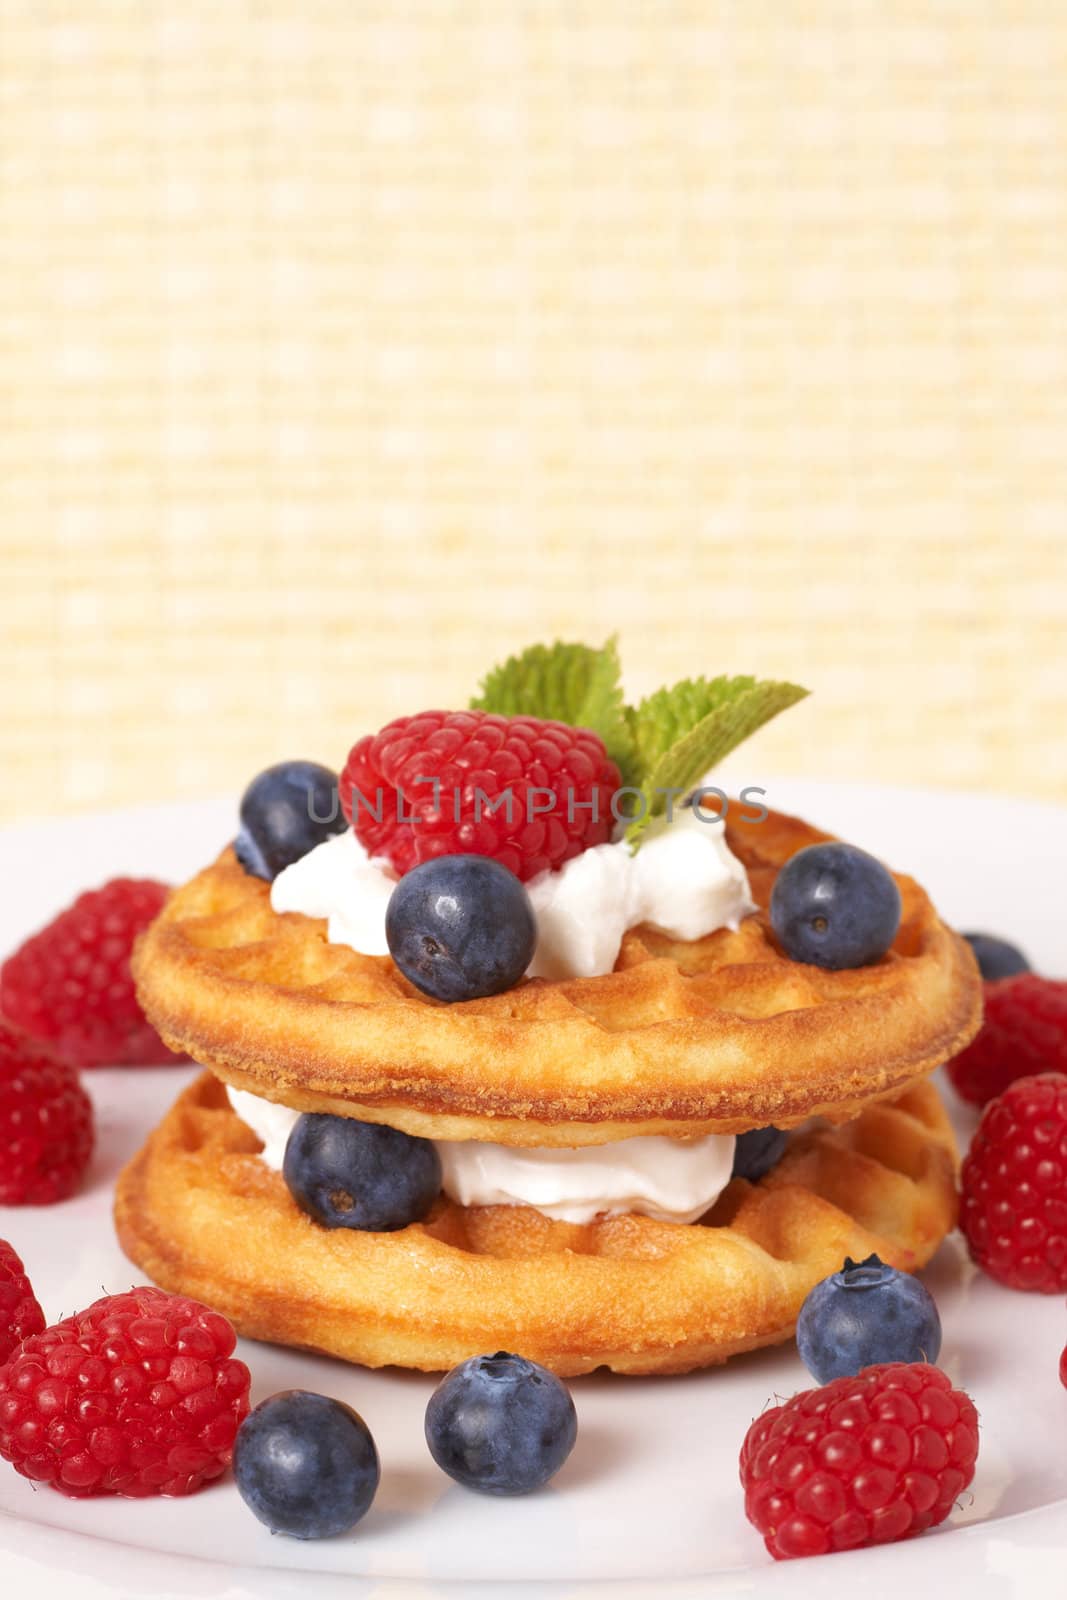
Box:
[3,3,1066,822]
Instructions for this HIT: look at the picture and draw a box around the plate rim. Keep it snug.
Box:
[0,781,1064,1598]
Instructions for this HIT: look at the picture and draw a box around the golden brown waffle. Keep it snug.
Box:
[115,1072,958,1377]
[132,807,981,1146]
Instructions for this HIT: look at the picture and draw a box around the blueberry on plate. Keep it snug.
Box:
[234,1390,379,1538]
[770,841,902,970]
[796,1253,942,1384]
[283,1112,442,1231]
[385,854,537,1002]
[234,760,347,882]
[731,1125,788,1182]
[425,1351,577,1496]
[962,931,1031,981]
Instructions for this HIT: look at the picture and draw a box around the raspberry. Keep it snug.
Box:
[1060,1342,1067,1391]
[0,878,180,1068]
[0,1020,93,1205]
[959,1072,1067,1291]
[0,1287,251,1498]
[340,710,621,882]
[0,1242,45,1363]
[740,1362,979,1560]
[946,975,1067,1106]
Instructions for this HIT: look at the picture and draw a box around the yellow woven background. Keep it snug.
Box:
[4,2,1066,823]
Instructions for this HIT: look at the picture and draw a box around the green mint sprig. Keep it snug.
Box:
[471,639,807,848]
[620,674,808,842]
[470,636,633,776]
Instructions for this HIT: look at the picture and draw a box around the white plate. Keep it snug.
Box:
[0,781,1065,1600]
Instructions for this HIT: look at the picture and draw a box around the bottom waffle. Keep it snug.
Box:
[115,1073,958,1377]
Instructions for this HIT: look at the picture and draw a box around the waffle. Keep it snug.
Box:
[115,1071,958,1377]
[132,806,981,1147]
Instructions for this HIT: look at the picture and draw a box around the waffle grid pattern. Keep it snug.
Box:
[131,807,982,1144]
[115,1069,958,1375]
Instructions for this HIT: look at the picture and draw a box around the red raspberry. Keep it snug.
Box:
[1060,1342,1067,1391]
[0,1020,93,1205]
[0,1241,45,1363]
[946,975,1067,1106]
[340,710,621,882]
[0,878,180,1068]
[740,1362,979,1561]
[959,1072,1067,1291]
[0,1287,251,1498]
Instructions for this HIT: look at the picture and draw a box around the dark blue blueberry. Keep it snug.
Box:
[425,1350,575,1497]
[962,932,1031,982]
[283,1112,441,1231]
[731,1125,788,1182]
[425,1351,577,1496]
[770,842,902,970]
[233,1390,379,1539]
[796,1254,942,1384]
[234,760,347,882]
[385,855,536,1002]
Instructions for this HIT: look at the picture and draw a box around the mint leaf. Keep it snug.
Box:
[624,676,808,843]
[471,645,807,844]
[471,637,635,776]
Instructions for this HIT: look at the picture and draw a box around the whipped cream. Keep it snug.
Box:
[433,1130,736,1224]
[270,830,394,956]
[228,1088,300,1169]
[270,797,754,981]
[227,1086,736,1226]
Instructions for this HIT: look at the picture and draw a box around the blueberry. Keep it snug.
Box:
[962,932,1031,981]
[234,760,347,882]
[731,1125,788,1182]
[425,1351,577,1496]
[234,1390,379,1538]
[770,842,902,970]
[283,1113,441,1231]
[385,855,537,1002]
[796,1253,942,1384]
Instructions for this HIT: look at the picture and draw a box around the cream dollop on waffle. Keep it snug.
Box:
[270,796,754,981]
[227,1085,736,1225]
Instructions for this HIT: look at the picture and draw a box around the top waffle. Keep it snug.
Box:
[132,805,981,1147]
